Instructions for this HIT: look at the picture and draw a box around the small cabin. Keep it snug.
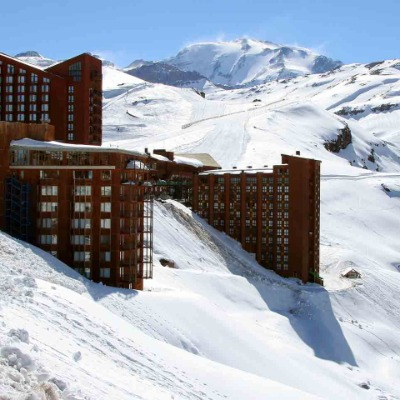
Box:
[341,268,361,279]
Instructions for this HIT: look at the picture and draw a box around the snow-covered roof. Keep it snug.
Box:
[340,267,361,277]
[200,167,274,176]
[10,138,148,157]
[150,153,170,162]
[174,155,203,167]
[176,153,221,168]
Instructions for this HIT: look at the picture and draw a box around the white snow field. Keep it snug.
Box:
[2,49,400,399]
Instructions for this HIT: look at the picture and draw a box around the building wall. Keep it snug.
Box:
[5,146,153,290]
[193,155,321,283]
[47,54,102,145]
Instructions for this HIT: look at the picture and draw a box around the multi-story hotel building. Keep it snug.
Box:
[0,122,153,289]
[0,123,218,289]
[0,52,102,146]
[192,154,321,283]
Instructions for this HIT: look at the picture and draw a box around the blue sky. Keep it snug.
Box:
[2,0,399,67]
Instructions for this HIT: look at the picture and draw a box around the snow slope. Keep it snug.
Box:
[2,190,400,399]
[0,228,325,400]
[102,58,400,173]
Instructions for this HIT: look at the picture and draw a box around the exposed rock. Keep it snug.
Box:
[324,125,352,153]
[371,103,398,113]
[335,107,364,117]
[126,62,209,89]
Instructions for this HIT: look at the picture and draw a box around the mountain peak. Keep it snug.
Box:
[14,50,42,58]
[164,38,342,87]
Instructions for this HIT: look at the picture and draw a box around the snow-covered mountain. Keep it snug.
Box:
[14,51,57,68]
[161,38,342,87]
[125,61,212,90]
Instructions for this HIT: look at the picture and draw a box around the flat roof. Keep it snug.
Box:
[10,138,147,158]
[200,167,274,176]
[176,153,221,169]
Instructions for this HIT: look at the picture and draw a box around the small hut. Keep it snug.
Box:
[341,268,361,279]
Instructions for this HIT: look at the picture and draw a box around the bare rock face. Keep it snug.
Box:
[324,125,352,153]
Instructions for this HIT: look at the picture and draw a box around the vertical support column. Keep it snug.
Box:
[240,172,246,246]
[256,173,263,264]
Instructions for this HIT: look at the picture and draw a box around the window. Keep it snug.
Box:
[40,218,57,228]
[7,64,14,74]
[17,85,25,93]
[74,202,91,212]
[18,75,26,83]
[41,186,58,196]
[42,94,49,102]
[30,85,37,93]
[101,186,112,196]
[68,85,74,93]
[73,251,90,262]
[101,202,111,212]
[29,104,37,112]
[17,95,25,103]
[41,85,49,92]
[101,171,111,180]
[74,186,91,196]
[74,170,93,180]
[101,252,111,262]
[72,219,91,229]
[6,76,13,83]
[40,235,57,245]
[67,133,74,141]
[71,235,91,245]
[100,219,111,229]
[100,268,110,278]
[41,104,49,111]
[40,202,58,212]
[69,62,82,82]
[6,86,13,93]
[31,73,38,83]
[29,94,37,102]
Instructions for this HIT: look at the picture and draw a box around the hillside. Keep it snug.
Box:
[2,193,400,399]
[102,58,400,173]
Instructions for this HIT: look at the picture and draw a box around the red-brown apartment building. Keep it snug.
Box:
[0,52,102,145]
[192,154,321,284]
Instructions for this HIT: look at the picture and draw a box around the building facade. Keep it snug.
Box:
[192,154,321,283]
[0,52,102,145]
[0,123,219,289]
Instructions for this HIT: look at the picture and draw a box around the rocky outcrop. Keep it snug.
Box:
[324,125,352,153]
[126,62,209,89]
